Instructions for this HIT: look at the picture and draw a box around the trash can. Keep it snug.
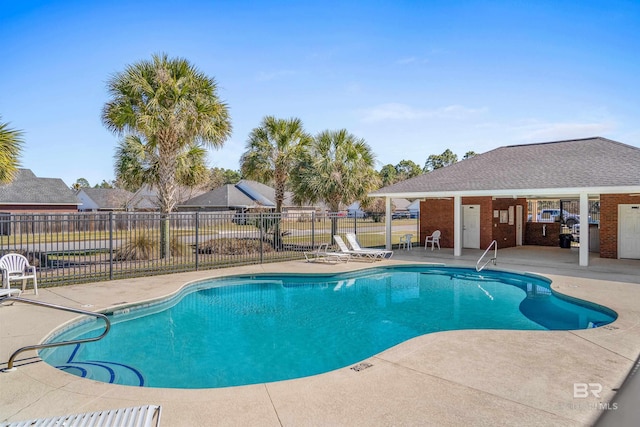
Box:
[559,233,573,248]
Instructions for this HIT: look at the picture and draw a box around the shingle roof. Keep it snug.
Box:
[180,180,295,209]
[0,169,80,205]
[127,184,206,210]
[180,184,256,208]
[372,137,640,196]
[78,188,135,210]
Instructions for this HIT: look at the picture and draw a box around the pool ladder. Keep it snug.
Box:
[2,296,111,371]
[476,240,497,272]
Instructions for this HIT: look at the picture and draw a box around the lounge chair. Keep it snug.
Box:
[334,235,386,262]
[345,233,393,259]
[0,253,38,295]
[304,243,351,264]
[0,288,21,298]
[424,230,441,251]
[0,404,162,427]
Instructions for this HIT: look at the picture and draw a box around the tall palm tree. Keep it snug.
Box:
[240,116,311,213]
[0,116,24,184]
[291,129,380,237]
[102,53,231,257]
[114,135,209,193]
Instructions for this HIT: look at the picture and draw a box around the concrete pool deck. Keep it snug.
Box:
[1,246,640,426]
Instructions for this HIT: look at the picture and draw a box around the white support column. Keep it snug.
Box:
[579,193,589,266]
[454,195,462,256]
[385,197,392,250]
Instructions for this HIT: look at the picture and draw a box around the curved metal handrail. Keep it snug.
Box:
[476,240,498,272]
[2,296,111,371]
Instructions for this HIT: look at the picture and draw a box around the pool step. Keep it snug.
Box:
[53,344,145,386]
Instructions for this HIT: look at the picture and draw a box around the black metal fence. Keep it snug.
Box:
[0,212,417,287]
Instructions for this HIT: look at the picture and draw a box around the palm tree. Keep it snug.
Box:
[114,135,209,192]
[0,116,24,184]
[291,129,380,237]
[240,116,311,249]
[102,53,231,257]
[240,116,311,213]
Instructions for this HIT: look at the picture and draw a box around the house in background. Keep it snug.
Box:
[406,199,420,218]
[76,188,135,212]
[179,180,275,212]
[0,169,80,214]
[371,137,640,265]
[127,184,207,211]
[179,179,322,218]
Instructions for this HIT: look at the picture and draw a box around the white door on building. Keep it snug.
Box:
[516,205,523,246]
[619,205,640,259]
[463,205,481,249]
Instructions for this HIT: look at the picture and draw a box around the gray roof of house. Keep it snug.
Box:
[128,184,207,210]
[78,188,135,209]
[372,137,640,196]
[181,184,256,208]
[0,169,80,205]
[180,179,295,209]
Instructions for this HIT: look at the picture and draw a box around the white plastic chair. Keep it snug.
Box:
[424,230,441,251]
[399,234,413,250]
[0,253,38,295]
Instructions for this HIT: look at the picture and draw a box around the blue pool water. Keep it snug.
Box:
[40,266,616,389]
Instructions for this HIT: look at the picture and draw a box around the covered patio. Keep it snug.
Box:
[372,137,640,267]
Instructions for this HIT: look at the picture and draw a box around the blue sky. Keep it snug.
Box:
[2,0,639,187]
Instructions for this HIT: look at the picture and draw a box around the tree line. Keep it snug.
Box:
[1,53,477,255]
[72,149,478,192]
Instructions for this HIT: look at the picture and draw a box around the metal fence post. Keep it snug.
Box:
[259,212,264,264]
[109,212,113,281]
[311,211,315,249]
[194,212,199,271]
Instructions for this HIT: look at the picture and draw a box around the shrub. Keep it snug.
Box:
[197,238,273,255]
[170,237,188,257]
[114,232,157,261]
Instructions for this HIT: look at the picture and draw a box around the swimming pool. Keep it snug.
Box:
[40,266,616,389]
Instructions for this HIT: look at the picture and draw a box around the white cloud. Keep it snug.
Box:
[359,103,487,123]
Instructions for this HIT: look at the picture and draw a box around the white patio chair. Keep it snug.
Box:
[304,243,351,264]
[333,235,378,262]
[1,404,162,427]
[0,288,21,298]
[344,233,393,259]
[0,253,38,295]
[399,234,413,250]
[424,230,441,251]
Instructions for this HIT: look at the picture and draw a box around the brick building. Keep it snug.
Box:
[371,137,640,266]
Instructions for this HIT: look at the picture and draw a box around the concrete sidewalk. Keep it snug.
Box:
[1,249,639,426]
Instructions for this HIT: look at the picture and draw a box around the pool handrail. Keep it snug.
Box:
[476,240,498,272]
[2,296,111,371]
